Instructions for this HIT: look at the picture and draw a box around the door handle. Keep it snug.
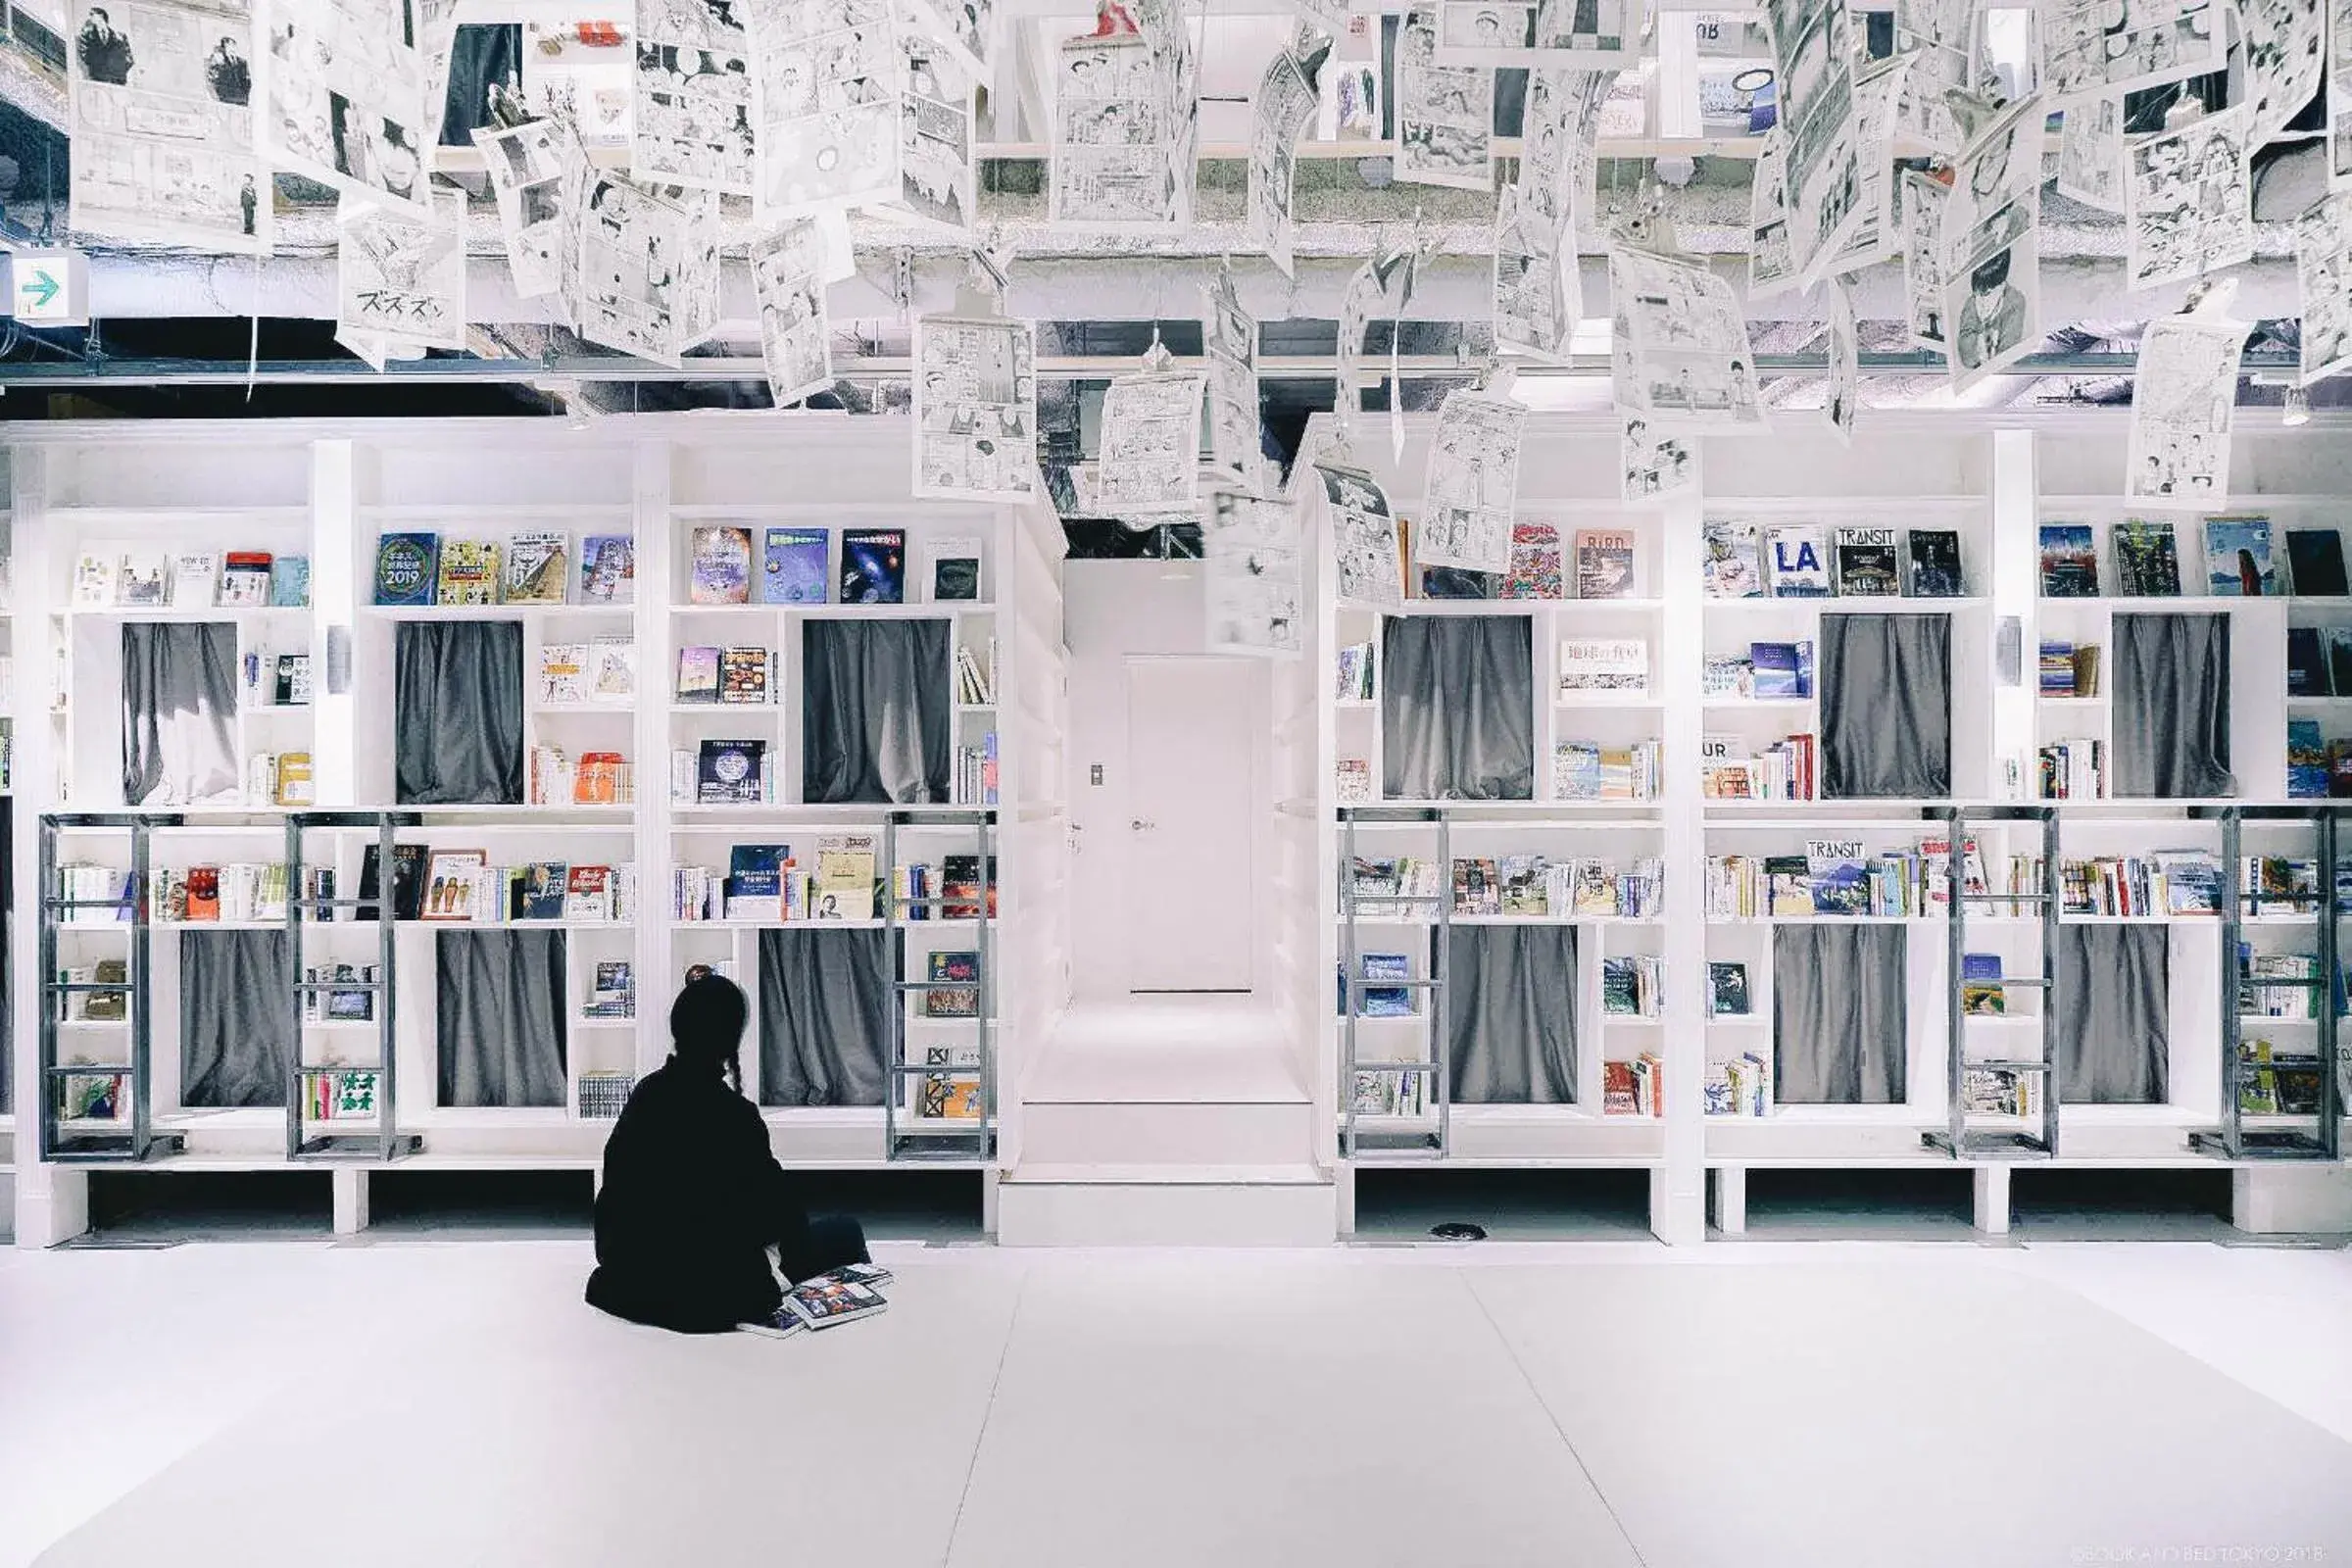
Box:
[1130,818,1156,831]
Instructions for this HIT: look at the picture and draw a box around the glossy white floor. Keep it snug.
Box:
[8,1237,2352,1567]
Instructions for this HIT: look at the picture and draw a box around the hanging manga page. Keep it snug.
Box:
[2332,0,2352,187]
[473,118,578,300]
[752,219,833,406]
[2294,191,2352,384]
[903,0,996,84]
[335,186,466,366]
[1094,371,1209,515]
[2040,0,2224,107]
[914,315,1039,502]
[2124,104,2253,291]
[572,172,721,365]
[1823,275,1857,446]
[1495,65,1605,359]
[1417,390,1527,573]
[1766,0,1863,274]
[1249,29,1325,278]
[2241,0,2326,145]
[1336,242,1421,446]
[1431,0,1640,67]
[257,0,432,215]
[1939,94,2042,389]
[1809,56,1908,284]
[2056,98,2125,211]
[746,0,895,218]
[1396,7,1493,191]
[1204,491,1304,657]
[1900,167,1949,349]
[1205,270,1266,492]
[632,0,753,194]
[1052,3,1194,228]
[2126,317,2244,507]
[1317,459,1405,608]
[1620,416,1696,500]
[1607,246,1766,428]
[1747,129,1798,298]
[69,0,270,253]
[892,41,976,231]
[1890,0,1981,151]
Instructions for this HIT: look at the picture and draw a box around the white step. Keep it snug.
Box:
[1018,1099,1315,1167]
[997,1163,1339,1247]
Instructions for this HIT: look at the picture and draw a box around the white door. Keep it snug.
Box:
[1124,658,1257,992]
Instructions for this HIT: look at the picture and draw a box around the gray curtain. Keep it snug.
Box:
[436,930,567,1107]
[122,622,242,807]
[1441,924,1577,1103]
[1822,612,1951,799]
[1382,615,1535,801]
[1774,924,1907,1102]
[397,620,524,806]
[759,928,891,1105]
[2113,612,2234,799]
[180,930,296,1107]
[2057,925,2169,1102]
[801,620,952,805]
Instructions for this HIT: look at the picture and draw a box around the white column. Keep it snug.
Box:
[632,438,672,1088]
[1972,1163,2012,1235]
[1653,464,1707,1244]
[331,1167,369,1235]
[308,439,359,808]
[2233,1166,2352,1234]
[1987,429,2038,798]
[1708,1163,1745,1235]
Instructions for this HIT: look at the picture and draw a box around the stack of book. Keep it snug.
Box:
[578,1071,636,1119]
[2038,738,2105,801]
[955,640,998,706]
[1552,739,1662,800]
[1601,955,1664,1015]
[528,746,635,806]
[54,863,135,924]
[1698,733,1816,800]
[953,733,999,805]
[1348,1068,1430,1117]
[2037,641,2101,697]
[584,960,637,1019]
[301,963,378,1022]
[1701,1053,1774,1116]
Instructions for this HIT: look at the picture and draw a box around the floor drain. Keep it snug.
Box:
[1430,1221,1488,1242]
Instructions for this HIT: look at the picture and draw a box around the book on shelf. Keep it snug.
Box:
[1497,856,1545,915]
[301,962,379,1022]
[171,552,220,607]
[1765,854,1813,915]
[2239,857,2322,919]
[437,539,501,606]
[1707,961,1750,1017]
[723,843,792,921]
[1962,1065,2038,1118]
[927,534,984,602]
[1346,953,1416,1017]
[1765,525,1830,596]
[940,854,998,920]
[924,951,982,1016]
[1904,529,1964,597]
[1349,1067,1430,1118]
[676,645,722,704]
[72,552,119,607]
[2036,524,2098,597]
[840,528,906,605]
[1601,955,1663,1016]
[505,531,570,604]
[919,1045,983,1118]
[1574,528,1637,599]
[720,646,771,704]
[1961,953,2006,1014]
[579,1072,636,1119]
[268,556,311,607]
[953,732,999,806]
[220,551,272,605]
[573,752,630,806]
[580,534,636,603]
[2204,514,2276,596]
[358,843,429,921]
[1336,759,1372,802]
[1603,1059,1637,1115]
[422,851,493,920]
[1451,858,1501,915]
[2289,719,2329,798]
[589,636,635,701]
[1749,641,1813,699]
[515,862,569,921]
[955,640,998,705]
[2327,628,2352,697]
[374,532,439,606]
[762,527,830,604]
[1420,565,1494,600]
[691,526,755,605]
[1632,1052,1665,1116]
[2112,518,2181,596]
[785,1276,889,1329]
[117,551,168,607]
[2157,851,2222,915]
[538,643,590,705]
[55,1068,128,1121]
[300,1069,381,1124]
[2236,945,2320,1018]
[272,653,311,706]
[1806,839,1868,915]
[2038,738,2105,801]
[1701,520,1765,599]
[1557,637,1646,694]
[695,738,769,805]
[1498,521,1564,599]
[2286,529,2348,597]
[812,833,878,920]
[586,961,637,1019]
[1698,732,1814,801]
[2287,626,2328,696]
[1702,654,1753,699]
[564,865,618,921]
[1552,739,1661,801]
[1335,641,1375,702]
[2037,641,2101,697]
[1833,528,1900,596]
[2331,740,2352,799]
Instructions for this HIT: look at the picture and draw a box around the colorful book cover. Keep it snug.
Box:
[1497,521,1563,599]
[1707,961,1750,1016]
[839,528,906,605]
[517,862,569,921]
[1573,528,1637,599]
[1832,527,1900,596]
[1765,526,1831,596]
[1749,641,1809,699]
[1904,529,1964,597]
[580,534,636,603]
[924,951,981,1016]
[1701,520,1765,598]
[697,738,767,804]
[268,555,311,607]
[690,526,755,605]
[1805,839,1868,915]
[2112,518,2181,596]
[1961,953,2006,1014]
[505,531,570,604]
[436,539,501,606]
[761,527,830,605]
[676,646,722,704]
[2204,514,2276,596]
[373,532,439,606]
[2037,523,2099,598]
[220,551,273,606]
[720,646,770,704]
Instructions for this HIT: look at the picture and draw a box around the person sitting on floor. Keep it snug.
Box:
[585,972,868,1334]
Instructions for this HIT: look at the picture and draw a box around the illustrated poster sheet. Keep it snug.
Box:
[747,0,896,218]
[2126,317,2244,507]
[1766,0,1863,273]
[2040,0,2224,106]
[1620,415,1696,500]
[1317,459,1404,608]
[1901,167,1950,349]
[1203,491,1304,657]
[2056,98,2125,211]
[1205,270,1266,491]
[1430,0,1640,67]
[473,118,578,300]
[1938,95,2042,389]
[1890,0,1982,151]
[1396,6,1494,191]
[895,41,976,230]
[2124,104,2253,291]
[1608,246,1766,428]
[903,0,996,84]
[2334,0,2352,187]
[1335,241,1421,446]
[1094,371,1209,514]
[2294,191,2352,384]
[1052,8,1194,227]
[633,0,753,193]
[1812,56,1908,282]
[914,316,1039,501]
[1249,30,1324,277]
[257,0,433,214]
[1494,66,1607,358]
[1823,275,1857,446]
[752,219,833,406]
[2241,0,2326,145]
[335,186,466,368]
[1417,391,1527,572]
[1747,129,1798,298]
[69,0,270,253]
[571,172,721,365]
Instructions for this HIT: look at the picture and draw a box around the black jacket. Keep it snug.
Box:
[585,1058,812,1334]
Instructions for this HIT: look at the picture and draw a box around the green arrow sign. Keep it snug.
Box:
[22,269,57,309]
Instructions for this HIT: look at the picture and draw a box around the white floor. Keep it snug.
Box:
[8,1238,2352,1567]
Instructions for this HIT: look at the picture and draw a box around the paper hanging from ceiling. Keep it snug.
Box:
[903,0,996,83]
[1204,270,1266,493]
[335,185,466,368]
[2126,316,2244,507]
[473,119,580,301]
[1607,246,1766,428]
[1395,6,1493,190]
[1809,56,1909,284]
[1823,277,1857,446]
[1204,491,1304,657]
[2332,0,2352,187]
[1620,416,1695,501]
[1747,130,1798,298]
[746,0,895,217]
[914,315,1039,502]
[1890,0,1983,151]
[1430,0,1640,67]
[2056,99,2125,211]
[1335,241,1422,447]
[417,0,461,135]
[1494,66,1606,359]
[2241,0,2327,145]
[2124,105,2253,291]
[1248,27,1326,278]
[1051,0,1198,228]
[1938,94,2041,390]
[1766,0,1864,274]
[752,219,833,406]
[571,171,721,366]
[68,0,271,254]
[2040,0,2224,107]
[893,40,976,230]
[1899,168,1949,350]
[1094,369,1209,515]
[1316,458,1405,608]
[1416,390,1527,573]
[2293,191,2352,384]
[257,0,434,215]
[631,0,754,194]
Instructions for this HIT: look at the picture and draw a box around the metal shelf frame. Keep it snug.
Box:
[284,812,422,1162]
[1338,806,1452,1161]
[1925,805,2062,1161]
[882,809,999,1163]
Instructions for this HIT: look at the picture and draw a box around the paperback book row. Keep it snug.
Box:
[349,844,638,924]
[1704,837,2234,920]
[1605,1055,1669,1116]
[1697,732,1816,801]
[74,547,311,610]
[1553,740,1663,801]
[528,746,635,806]
[2037,515,2339,599]
[373,530,634,607]
[1701,1053,1774,1116]
[536,639,637,705]
[245,751,317,807]
[2038,642,2102,698]
[1702,522,1964,599]
[240,648,313,708]
[1396,521,1644,602]
[2038,738,2106,801]
[688,525,981,607]
[1703,640,1814,700]
[580,1070,637,1119]
[673,835,878,922]
[1347,854,1665,919]
[299,1067,383,1121]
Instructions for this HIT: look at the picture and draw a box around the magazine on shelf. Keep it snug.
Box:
[924,951,982,1016]
[270,556,311,607]
[927,535,984,602]
[2203,515,2277,596]
[116,551,168,607]
[1574,529,1638,599]
[762,528,830,605]
[1701,521,1765,598]
[1832,528,1899,596]
[505,532,570,604]
[581,535,636,603]
[537,644,590,706]
[1961,953,2006,1014]
[170,552,220,608]
[691,527,756,605]
[2111,518,2181,596]
[590,639,635,702]
[1805,840,1868,915]
[1707,961,1750,1017]
[2286,529,2348,597]
[1904,529,1964,596]
[1498,522,1564,599]
[840,529,907,605]
[1765,526,1831,596]
[813,834,879,920]
[721,647,771,704]
[437,540,501,606]
[2036,524,2099,597]
[677,647,722,704]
